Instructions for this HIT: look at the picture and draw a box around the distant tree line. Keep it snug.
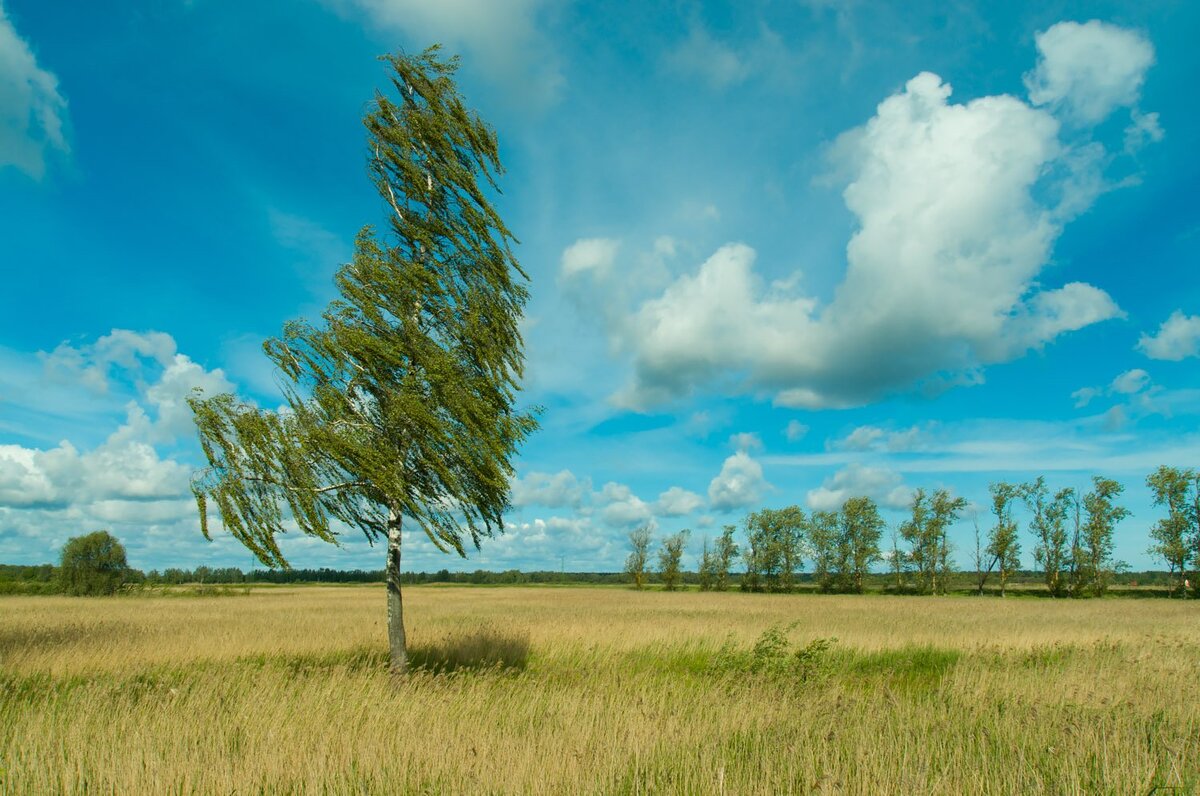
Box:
[625,467,1200,598]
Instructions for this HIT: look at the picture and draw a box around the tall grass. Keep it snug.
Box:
[2,586,1198,793]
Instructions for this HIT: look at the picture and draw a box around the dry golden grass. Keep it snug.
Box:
[2,585,1199,794]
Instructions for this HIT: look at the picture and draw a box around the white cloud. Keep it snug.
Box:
[596,481,652,528]
[1125,110,1164,153]
[511,469,587,509]
[653,486,704,517]
[326,0,564,106]
[1110,368,1150,395]
[1025,20,1155,124]
[560,238,620,280]
[707,450,768,512]
[1071,386,1100,408]
[839,426,884,451]
[0,2,68,178]
[1138,310,1200,361]
[785,420,809,442]
[806,463,913,512]
[601,57,1131,410]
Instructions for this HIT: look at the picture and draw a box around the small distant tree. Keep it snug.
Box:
[809,510,839,592]
[1147,465,1194,597]
[1081,476,1129,596]
[837,497,883,593]
[60,531,129,596]
[972,513,993,595]
[713,524,739,591]
[697,537,717,591]
[657,530,690,591]
[1063,488,1085,597]
[987,482,1021,597]
[887,526,907,592]
[625,526,653,589]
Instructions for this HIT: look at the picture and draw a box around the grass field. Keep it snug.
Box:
[2,585,1199,794]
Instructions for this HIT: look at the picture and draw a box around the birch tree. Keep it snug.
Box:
[188,47,536,673]
[987,482,1021,597]
[1147,466,1194,596]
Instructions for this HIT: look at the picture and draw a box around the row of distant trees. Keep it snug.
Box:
[626,466,1200,598]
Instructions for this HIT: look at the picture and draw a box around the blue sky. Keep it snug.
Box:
[1,0,1198,573]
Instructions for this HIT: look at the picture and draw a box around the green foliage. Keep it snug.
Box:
[1146,465,1196,596]
[987,482,1022,597]
[657,530,690,591]
[808,510,839,592]
[836,496,884,593]
[697,537,716,591]
[625,526,653,589]
[1023,477,1070,597]
[902,489,966,594]
[712,624,836,680]
[188,45,536,567]
[713,524,739,592]
[59,531,129,596]
[741,506,805,592]
[1080,477,1129,596]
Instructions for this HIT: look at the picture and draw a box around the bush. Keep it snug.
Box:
[59,531,129,596]
[712,624,836,680]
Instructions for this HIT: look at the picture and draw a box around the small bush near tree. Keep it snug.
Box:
[60,531,129,596]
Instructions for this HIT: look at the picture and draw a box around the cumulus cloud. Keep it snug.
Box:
[1138,310,1200,361]
[1110,368,1150,395]
[0,2,68,178]
[806,463,912,512]
[596,482,652,528]
[1024,20,1155,124]
[325,0,564,106]
[729,432,763,453]
[588,30,1151,410]
[652,486,704,517]
[707,450,768,512]
[511,469,587,509]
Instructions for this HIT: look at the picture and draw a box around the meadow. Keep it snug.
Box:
[2,585,1199,794]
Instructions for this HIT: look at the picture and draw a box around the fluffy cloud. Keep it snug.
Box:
[0,2,68,178]
[806,463,912,512]
[1024,20,1155,123]
[834,424,925,453]
[511,469,587,509]
[325,0,564,106]
[596,481,652,528]
[593,28,1150,410]
[1138,310,1200,361]
[707,451,768,512]
[652,486,704,517]
[1110,368,1150,395]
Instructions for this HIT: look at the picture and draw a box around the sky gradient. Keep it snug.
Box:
[1,0,1198,573]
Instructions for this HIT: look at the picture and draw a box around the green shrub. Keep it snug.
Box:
[59,531,129,596]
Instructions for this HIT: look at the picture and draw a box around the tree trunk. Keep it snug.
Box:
[387,506,408,674]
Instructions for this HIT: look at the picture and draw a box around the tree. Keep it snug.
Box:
[902,489,965,594]
[713,524,739,592]
[1147,466,1193,597]
[1023,476,1069,597]
[972,513,993,595]
[987,482,1021,597]
[657,530,690,591]
[697,537,716,591]
[1081,476,1129,596]
[60,531,129,596]
[188,47,537,674]
[887,526,908,592]
[742,506,806,592]
[626,526,653,589]
[809,510,839,592]
[837,497,883,593]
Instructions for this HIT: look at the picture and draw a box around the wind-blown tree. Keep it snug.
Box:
[837,497,883,593]
[1081,477,1129,596]
[697,537,716,591]
[987,482,1022,597]
[657,530,690,591]
[1147,466,1195,597]
[188,48,537,673]
[626,525,653,590]
[60,530,129,596]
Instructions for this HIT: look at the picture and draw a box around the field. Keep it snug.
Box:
[2,585,1199,794]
